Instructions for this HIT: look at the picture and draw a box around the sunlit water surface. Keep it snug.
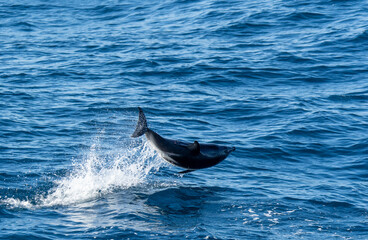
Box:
[1,0,368,239]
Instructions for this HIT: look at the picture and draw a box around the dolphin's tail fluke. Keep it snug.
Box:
[131,107,148,138]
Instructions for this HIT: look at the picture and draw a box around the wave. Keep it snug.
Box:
[273,52,317,64]
[328,92,368,102]
[1,134,164,209]
[347,29,368,44]
[283,11,329,21]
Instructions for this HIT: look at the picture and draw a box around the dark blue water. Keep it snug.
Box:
[1,0,368,239]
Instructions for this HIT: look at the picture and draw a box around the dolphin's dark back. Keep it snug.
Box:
[131,107,148,138]
[131,107,235,173]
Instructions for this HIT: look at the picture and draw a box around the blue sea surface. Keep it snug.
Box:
[1,0,368,239]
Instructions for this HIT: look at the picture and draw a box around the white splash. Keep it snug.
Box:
[2,135,165,209]
[1,197,33,209]
[41,138,161,206]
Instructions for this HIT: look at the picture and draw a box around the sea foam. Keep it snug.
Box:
[2,134,164,208]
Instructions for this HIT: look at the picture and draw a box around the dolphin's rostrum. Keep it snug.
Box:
[132,107,235,174]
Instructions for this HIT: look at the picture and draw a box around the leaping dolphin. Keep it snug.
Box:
[131,107,235,174]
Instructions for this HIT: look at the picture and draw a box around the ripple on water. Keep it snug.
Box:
[1,0,368,239]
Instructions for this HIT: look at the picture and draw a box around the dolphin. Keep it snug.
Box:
[131,107,235,174]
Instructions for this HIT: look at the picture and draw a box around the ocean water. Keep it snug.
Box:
[1,0,368,239]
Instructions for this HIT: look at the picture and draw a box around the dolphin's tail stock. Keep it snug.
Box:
[131,107,148,138]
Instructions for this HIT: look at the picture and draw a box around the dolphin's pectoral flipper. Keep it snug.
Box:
[187,141,200,155]
[131,107,148,138]
[179,169,195,174]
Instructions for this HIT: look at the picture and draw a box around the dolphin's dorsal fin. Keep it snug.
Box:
[187,141,200,155]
